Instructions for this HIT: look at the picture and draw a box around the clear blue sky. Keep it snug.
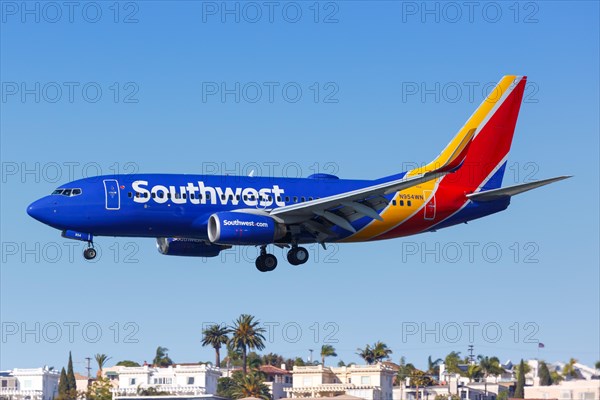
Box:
[1,1,598,372]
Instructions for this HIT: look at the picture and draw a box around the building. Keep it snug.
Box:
[524,375,599,400]
[260,365,292,400]
[285,364,396,400]
[0,367,59,400]
[110,364,221,399]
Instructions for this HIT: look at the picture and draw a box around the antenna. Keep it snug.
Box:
[85,357,92,379]
[467,345,475,364]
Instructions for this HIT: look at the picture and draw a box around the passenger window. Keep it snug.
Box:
[151,193,156,198]
[243,195,248,201]
[63,189,72,196]
[228,195,233,200]
[293,196,298,203]
[277,196,281,202]
[167,193,171,199]
[392,200,397,206]
[407,201,412,207]
[236,195,240,200]
[52,189,64,195]
[301,197,306,202]
[128,192,132,198]
[72,189,81,196]
[159,192,164,199]
[285,196,290,202]
[183,193,187,199]
[309,197,313,201]
[400,200,404,206]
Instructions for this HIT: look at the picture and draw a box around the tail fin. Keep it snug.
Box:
[439,75,527,191]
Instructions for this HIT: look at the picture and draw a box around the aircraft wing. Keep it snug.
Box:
[270,128,476,234]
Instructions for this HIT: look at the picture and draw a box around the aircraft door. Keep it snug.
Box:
[423,190,436,220]
[103,179,121,210]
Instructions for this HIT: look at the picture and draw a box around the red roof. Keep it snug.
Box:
[259,365,291,375]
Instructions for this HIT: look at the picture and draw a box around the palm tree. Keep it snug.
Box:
[231,372,271,400]
[153,346,173,367]
[465,364,482,382]
[356,345,375,365]
[562,358,578,379]
[444,351,462,374]
[229,314,266,375]
[426,356,442,378]
[320,345,337,366]
[94,354,111,378]
[409,369,433,400]
[477,355,504,397]
[202,324,230,368]
[373,341,393,362]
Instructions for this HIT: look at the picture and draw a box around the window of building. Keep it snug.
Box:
[187,377,195,385]
[1,380,7,388]
[130,378,136,385]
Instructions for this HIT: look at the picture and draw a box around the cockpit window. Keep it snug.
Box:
[51,188,82,197]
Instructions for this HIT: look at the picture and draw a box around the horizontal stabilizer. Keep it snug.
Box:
[467,176,572,202]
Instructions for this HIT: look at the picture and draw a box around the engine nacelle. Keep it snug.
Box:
[207,212,286,245]
[156,237,229,257]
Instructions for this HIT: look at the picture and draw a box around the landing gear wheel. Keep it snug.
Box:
[287,246,309,266]
[83,247,97,260]
[255,254,278,272]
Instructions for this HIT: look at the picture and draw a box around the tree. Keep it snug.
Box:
[562,358,578,379]
[293,357,306,367]
[538,361,552,386]
[595,361,600,370]
[409,369,433,400]
[87,377,113,400]
[550,370,564,384]
[230,372,271,400]
[356,345,375,365]
[477,355,504,397]
[513,359,526,399]
[373,341,393,362]
[137,387,169,396]
[426,356,442,378]
[229,314,266,375]
[116,360,140,367]
[320,345,337,366]
[465,364,482,382]
[202,324,230,368]
[153,346,173,367]
[444,351,463,374]
[496,391,509,400]
[58,367,69,400]
[262,353,285,367]
[95,354,112,378]
[67,352,76,394]
[217,376,239,399]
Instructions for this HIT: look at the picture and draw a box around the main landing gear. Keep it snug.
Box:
[287,246,309,266]
[255,246,278,272]
[83,242,97,260]
[254,245,309,272]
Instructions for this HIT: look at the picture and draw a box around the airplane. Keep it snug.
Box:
[27,75,570,271]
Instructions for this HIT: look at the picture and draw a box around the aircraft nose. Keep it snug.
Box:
[27,198,51,223]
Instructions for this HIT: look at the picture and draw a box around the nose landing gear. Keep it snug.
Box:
[83,243,97,260]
